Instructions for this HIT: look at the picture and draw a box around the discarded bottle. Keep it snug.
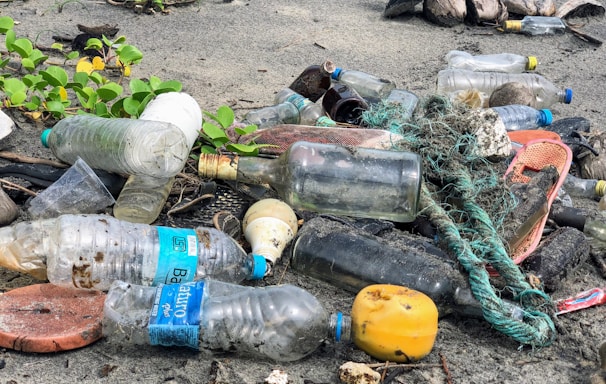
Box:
[445,50,538,73]
[289,216,524,319]
[491,105,552,131]
[103,279,350,361]
[562,173,606,200]
[113,92,203,224]
[274,88,336,127]
[436,68,573,109]
[331,67,396,101]
[502,16,567,36]
[41,115,190,178]
[198,141,422,222]
[321,83,369,125]
[384,88,420,121]
[0,214,266,290]
[288,60,336,102]
[241,102,300,130]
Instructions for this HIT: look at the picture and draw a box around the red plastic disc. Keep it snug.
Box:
[0,283,106,353]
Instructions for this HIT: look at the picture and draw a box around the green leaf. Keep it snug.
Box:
[215,105,235,129]
[29,49,48,66]
[148,75,162,91]
[45,100,66,117]
[4,29,15,52]
[11,38,33,58]
[96,82,123,102]
[0,16,14,34]
[202,122,228,140]
[2,77,28,96]
[0,57,10,68]
[200,145,218,155]
[94,102,110,118]
[51,42,63,51]
[212,137,229,147]
[235,124,258,136]
[89,72,103,85]
[71,72,90,88]
[40,66,69,87]
[9,91,27,105]
[116,44,143,65]
[66,51,80,60]
[85,38,103,51]
[226,143,259,156]
[129,78,151,94]
[74,86,97,109]
[21,58,35,72]
[153,80,182,93]
[112,35,126,45]
[122,97,140,117]
[24,100,40,111]
[110,98,126,117]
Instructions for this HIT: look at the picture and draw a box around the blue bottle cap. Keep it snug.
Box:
[564,89,573,104]
[540,109,553,126]
[331,67,342,80]
[247,254,267,280]
[40,129,52,148]
[335,312,343,342]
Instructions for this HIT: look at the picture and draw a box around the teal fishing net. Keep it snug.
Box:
[362,96,555,348]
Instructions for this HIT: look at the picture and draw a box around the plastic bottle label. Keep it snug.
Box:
[154,227,198,285]
[148,281,204,349]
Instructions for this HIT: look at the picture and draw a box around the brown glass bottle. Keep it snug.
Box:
[322,83,369,125]
[288,60,336,102]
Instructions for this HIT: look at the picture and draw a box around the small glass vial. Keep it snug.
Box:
[274,88,336,127]
[241,102,300,130]
[331,67,396,102]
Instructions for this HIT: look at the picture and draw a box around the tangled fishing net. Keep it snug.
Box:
[362,95,555,348]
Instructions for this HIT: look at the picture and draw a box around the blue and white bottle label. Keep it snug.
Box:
[148,281,204,349]
[154,227,198,285]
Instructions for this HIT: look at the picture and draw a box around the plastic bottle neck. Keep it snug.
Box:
[526,56,538,71]
[329,312,351,342]
[503,20,522,32]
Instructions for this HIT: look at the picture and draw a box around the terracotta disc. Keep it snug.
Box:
[0,283,105,353]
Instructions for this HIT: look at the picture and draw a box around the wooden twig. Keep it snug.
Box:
[367,362,442,370]
[0,151,68,168]
[439,352,453,384]
[0,178,37,197]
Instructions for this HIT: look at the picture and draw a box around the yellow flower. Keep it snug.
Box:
[76,57,105,75]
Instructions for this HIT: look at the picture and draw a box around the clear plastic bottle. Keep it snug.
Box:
[241,102,300,130]
[436,68,573,109]
[491,105,552,131]
[288,60,336,102]
[562,173,606,200]
[41,115,190,178]
[113,92,203,224]
[331,67,396,101]
[198,141,422,222]
[445,50,538,73]
[502,16,567,36]
[274,88,336,127]
[102,279,350,362]
[384,89,420,121]
[0,214,266,289]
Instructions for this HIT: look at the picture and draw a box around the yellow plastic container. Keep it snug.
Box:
[351,284,438,362]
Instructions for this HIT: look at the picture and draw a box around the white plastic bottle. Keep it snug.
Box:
[0,214,267,290]
[241,102,300,129]
[41,115,190,178]
[103,279,350,362]
[274,88,336,127]
[502,16,567,36]
[436,68,573,109]
[331,67,396,101]
[113,92,203,224]
[491,105,552,131]
[445,50,538,73]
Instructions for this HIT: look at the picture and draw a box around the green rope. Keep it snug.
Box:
[362,97,556,348]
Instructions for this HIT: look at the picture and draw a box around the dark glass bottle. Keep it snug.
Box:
[288,60,336,102]
[322,83,369,125]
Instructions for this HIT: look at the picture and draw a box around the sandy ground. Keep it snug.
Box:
[0,0,605,383]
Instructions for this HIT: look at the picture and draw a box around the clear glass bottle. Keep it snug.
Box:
[241,102,300,130]
[445,50,538,73]
[288,60,336,102]
[113,92,203,224]
[562,173,606,200]
[41,115,190,178]
[491,105,552,131]
[331,67,396,101]
[274,88,336,127]
[0,214,266,289]
[502,16,567,36]
[289,216,525,320]
[198,141,422,222]
[102,279,350,362]
[436,68,573,109]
